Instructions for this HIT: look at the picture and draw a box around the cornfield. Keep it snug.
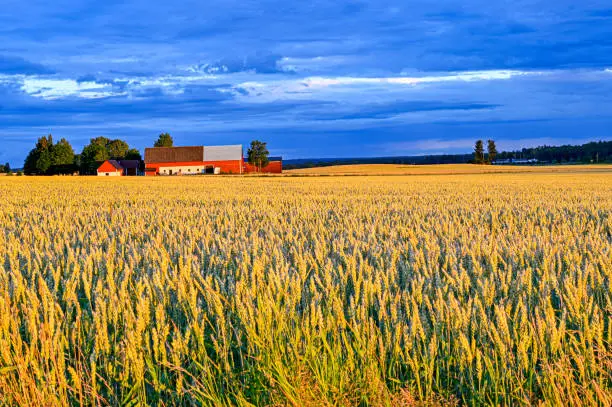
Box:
[0,173,610,406]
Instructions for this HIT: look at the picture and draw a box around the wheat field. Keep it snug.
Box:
[0,173,611,406]
[284,163,612,176]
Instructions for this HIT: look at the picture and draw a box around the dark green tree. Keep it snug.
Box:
[487,140,498,164]
[247,140,270,172]
[51,138,75,166]
[474,140,485,164]
[80,141,110,175]
[24,135,54,174]
[0,162,9,173]
[79,137,138,174]
[91,136,111,147]
[154,133,173,147]
[125,148,142,161]
[107,139,129,159]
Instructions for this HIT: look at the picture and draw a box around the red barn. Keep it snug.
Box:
[144,145,283,175]
[144,145,244,175]
[97,160,124,176]
[244,156,283,173]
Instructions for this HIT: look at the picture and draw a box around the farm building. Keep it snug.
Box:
[97,160,141,176]
[144,145,282,175]
[244,157,283,173]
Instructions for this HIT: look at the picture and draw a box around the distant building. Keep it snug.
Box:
[244,156,283,174]
[97,159,141,176]
[119,160,140,176]
[493,158,539,165]
[144,145,282,175]
[97,160,124,176]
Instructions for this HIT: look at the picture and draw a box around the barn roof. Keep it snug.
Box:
[97,160,124,173]
[145,146,204,163]
[106,160,123,170]
[118,160,139,169]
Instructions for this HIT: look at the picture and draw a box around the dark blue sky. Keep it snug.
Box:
[1,1,611,165]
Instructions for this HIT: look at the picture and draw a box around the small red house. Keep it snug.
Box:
[97,160,124,176]
[97,160,141,176]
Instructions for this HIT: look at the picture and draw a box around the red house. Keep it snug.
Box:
[97,160,141,176]
[97,160,124,176]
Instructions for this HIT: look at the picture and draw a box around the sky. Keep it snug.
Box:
[1,1,611,165]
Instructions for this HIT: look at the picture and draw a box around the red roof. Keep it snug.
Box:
[98,160,123,173]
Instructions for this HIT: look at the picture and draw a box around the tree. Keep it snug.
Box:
[487,140,498,164]
[0,162,9,173]
[107,139,129,159]
[24,135,54,174]
[79,137,137,174]
[154,133,173,147]
[125,148,142,161]
[24,135,77,175]
[51,138,75,166]
[90,136,111,146]
[474,140,485,164]
[80,142,110,175]
[247,140,270,172]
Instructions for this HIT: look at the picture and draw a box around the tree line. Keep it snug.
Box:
[23,135,141,175]
[284,140,611,169]
[495,140,611,163]
[20,132,273,175]
[22,133,175,175]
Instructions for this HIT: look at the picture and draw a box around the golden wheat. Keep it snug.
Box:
[0,172,610,406]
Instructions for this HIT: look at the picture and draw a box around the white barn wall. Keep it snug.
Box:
[203,145,243,161]
[158,165,206,175]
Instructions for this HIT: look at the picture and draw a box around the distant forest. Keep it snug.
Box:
[283,140,612,169]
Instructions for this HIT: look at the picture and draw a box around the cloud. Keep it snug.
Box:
[20,78,121,100]
[0,55,55,75]
[276,56,354,73]
[1,72,223,100]
[309,101,500,121]
[1,0,611,165]
[222,70,545,102]
[186,54,289,75]
[305,70,539,86]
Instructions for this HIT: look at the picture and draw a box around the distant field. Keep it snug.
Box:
[285,163,612,175]
[1,173,611,406]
